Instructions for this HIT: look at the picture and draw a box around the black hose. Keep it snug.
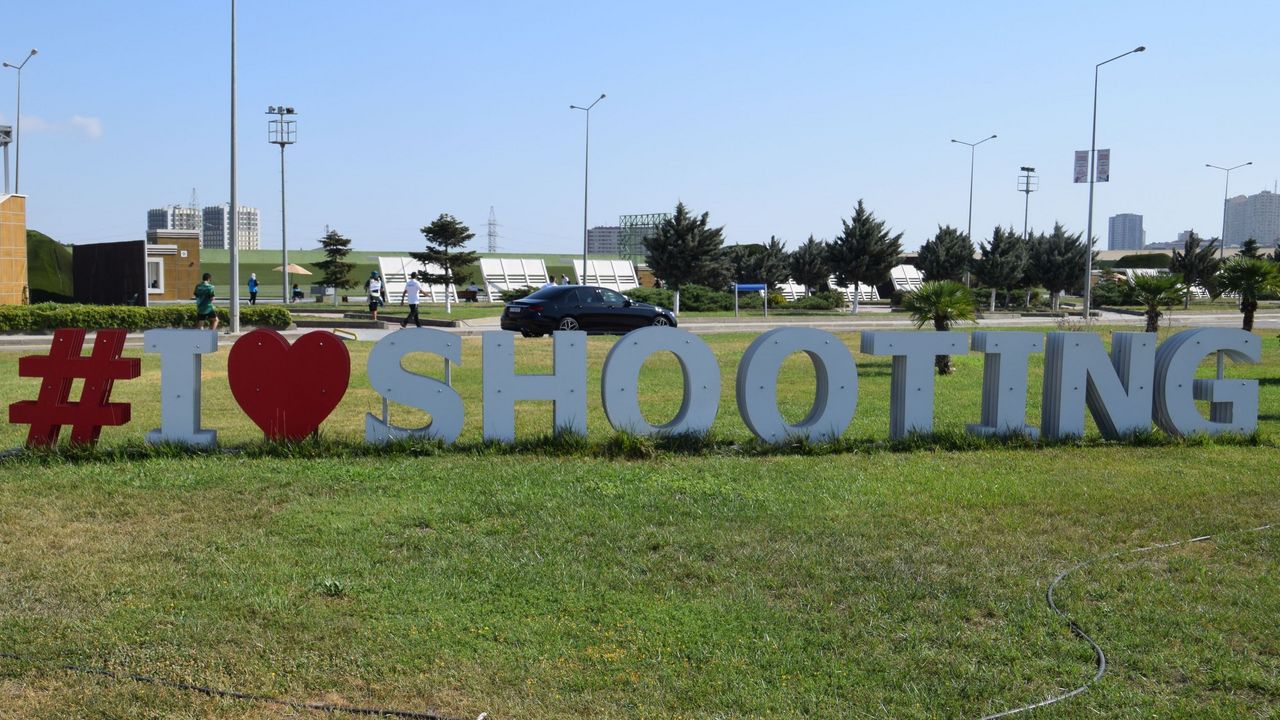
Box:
[0,651,474,720]
[980,523,1274,719]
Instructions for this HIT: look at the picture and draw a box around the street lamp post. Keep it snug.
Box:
[951,134,997,244]
[228,0,240,333]
[570,93,605,285]
[268,106,297,304]
[3,49,38,194]
[1206,160,1252,380]
[1206,161,1251,261]
[1083,45,1145,321]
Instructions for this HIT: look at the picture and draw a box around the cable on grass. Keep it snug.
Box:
[0,651,479,720]
[980,522,1275,719]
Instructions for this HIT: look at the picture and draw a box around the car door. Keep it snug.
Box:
[575,287,611,331]
[599,288,639,330]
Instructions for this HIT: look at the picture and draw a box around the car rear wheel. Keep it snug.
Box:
[651,315,671,327]
[557,316,580,331]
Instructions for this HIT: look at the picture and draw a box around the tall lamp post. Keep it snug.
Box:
[268,106,297,304]
[950,134,997,244]
[1206,160,1251,380]
[228,0,240,333]
[1206,161,1251,260]
[3,48,38,194]
[570,93,605,285]
[1083,45,1145,320]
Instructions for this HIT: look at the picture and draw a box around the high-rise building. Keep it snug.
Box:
[586,225,622,254]
[1108,213,1144,251]
[202,204,260,250]
[147,205,203,244]
[1223,190,1280,247]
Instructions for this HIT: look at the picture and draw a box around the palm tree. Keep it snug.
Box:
[1129,274,1183,333]
[1217,256,1280,331]
[901,280,976,375]
[1170,232,1219,309]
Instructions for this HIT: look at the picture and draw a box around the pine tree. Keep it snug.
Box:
[827,199,903,313]
[412,214,479,313]
[1026,223,1091,310]
[1239,238,1262,259]
[972,226,1027,312]
[644,202,729,311]
[789,235,830,294]
[1170,231,1220,308]
[916,225,974,283]
[313,229,357,294]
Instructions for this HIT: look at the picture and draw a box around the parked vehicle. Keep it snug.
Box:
[500,285,677,336]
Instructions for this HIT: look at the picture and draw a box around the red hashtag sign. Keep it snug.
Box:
[8,328,142,446]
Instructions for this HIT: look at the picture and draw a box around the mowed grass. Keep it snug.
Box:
[0,328,1277,718]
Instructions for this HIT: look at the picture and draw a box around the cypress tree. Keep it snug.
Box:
[827,199,903,313]
[916,225,974,283]
[972,226,1027,311]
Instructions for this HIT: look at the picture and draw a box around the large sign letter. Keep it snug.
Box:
[144,329,217,447]
[861,331,967,439]
[601,327,720,436]
[365,329,464,444]
[967,331,1042,438]
[1154,328,1261,436]
[483,331,588,442]
[736,328,857,443]
[1041,332,1155,439]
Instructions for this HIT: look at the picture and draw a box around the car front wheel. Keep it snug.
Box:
[651,315,671,327]
[557,316,580,331]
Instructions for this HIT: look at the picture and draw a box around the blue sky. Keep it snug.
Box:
[4,1,1279,254]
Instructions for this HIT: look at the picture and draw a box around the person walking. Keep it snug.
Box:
[194,272,219,330]
[366,271,385,321]
[401,273,426,328]
[247,273,259,305]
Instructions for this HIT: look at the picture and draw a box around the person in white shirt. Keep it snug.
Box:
[401,273,425,328]
[365,271,385,321]
[541,275,555,289]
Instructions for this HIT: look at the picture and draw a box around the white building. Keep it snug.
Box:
[1224,190,1280,247]
[202,204,260,250]
[1107,213,1144,251]
[147,205,203,244]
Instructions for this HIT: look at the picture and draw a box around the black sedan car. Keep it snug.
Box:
[501,285,677,336]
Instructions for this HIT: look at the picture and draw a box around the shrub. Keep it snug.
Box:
[1114,253,1173,270]
[623,287,675,308]
[499,286,537,302]
[678,284,734,311]
[789,290,843,310]
[1090,278,1139,306]
[0,304,292,333]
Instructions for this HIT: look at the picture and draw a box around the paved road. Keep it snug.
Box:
[1,311,1276,350]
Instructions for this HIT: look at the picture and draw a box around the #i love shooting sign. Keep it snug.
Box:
[6,326,1264,448]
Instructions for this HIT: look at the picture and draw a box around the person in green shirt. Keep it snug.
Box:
[194,273,219,330]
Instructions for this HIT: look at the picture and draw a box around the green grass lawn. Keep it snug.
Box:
[0,328,1277,718]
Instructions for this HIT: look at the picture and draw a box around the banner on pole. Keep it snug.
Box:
[1074,151,1089,183]
[1096,149,1110,182]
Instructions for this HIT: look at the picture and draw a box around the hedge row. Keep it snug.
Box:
[0,304,292,333]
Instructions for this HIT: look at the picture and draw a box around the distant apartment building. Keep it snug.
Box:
[586,225,622,254]
[1177,230,1194,245]
[1223,190,1280,247]
[147,205,203,244]
[1107,213,1144,251]
[202,204,260,250]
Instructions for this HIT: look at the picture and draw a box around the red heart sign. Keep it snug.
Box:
[228,329,350,441]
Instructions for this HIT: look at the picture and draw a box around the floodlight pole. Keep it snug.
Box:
[1083,45,1145,321]
[268,106,297,304]
[571,93,605,285]
[2,49,36,194]
[1018,166,1038,242]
